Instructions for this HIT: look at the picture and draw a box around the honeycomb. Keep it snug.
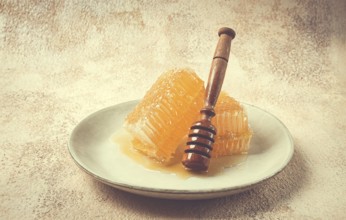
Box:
[213,92,252,157]
[124,68,205,163]
[123,69,252,164]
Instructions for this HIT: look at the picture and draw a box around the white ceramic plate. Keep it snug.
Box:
[68,100,294,200]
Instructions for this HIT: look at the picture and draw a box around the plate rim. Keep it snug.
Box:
[68,100,294,198]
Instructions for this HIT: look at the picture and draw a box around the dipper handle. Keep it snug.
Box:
[204,27,235,111]
[182,27,235,172]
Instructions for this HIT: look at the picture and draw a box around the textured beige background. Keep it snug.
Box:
[1,0,346,219]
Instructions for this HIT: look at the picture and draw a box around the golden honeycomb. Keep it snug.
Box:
[124,69,252,164]
[124,68,205,163]
[213,92,252,157]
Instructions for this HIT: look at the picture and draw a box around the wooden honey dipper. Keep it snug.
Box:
[182,27,236,172]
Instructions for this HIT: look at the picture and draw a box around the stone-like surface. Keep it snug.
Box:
[1,0,345,219]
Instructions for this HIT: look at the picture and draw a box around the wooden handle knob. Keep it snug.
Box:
[218,27,236,38]
[205,27,235,109]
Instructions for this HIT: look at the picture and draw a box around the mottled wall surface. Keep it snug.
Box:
[1,0,345,219]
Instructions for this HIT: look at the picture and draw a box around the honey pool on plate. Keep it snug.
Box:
[112,129,248,179]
